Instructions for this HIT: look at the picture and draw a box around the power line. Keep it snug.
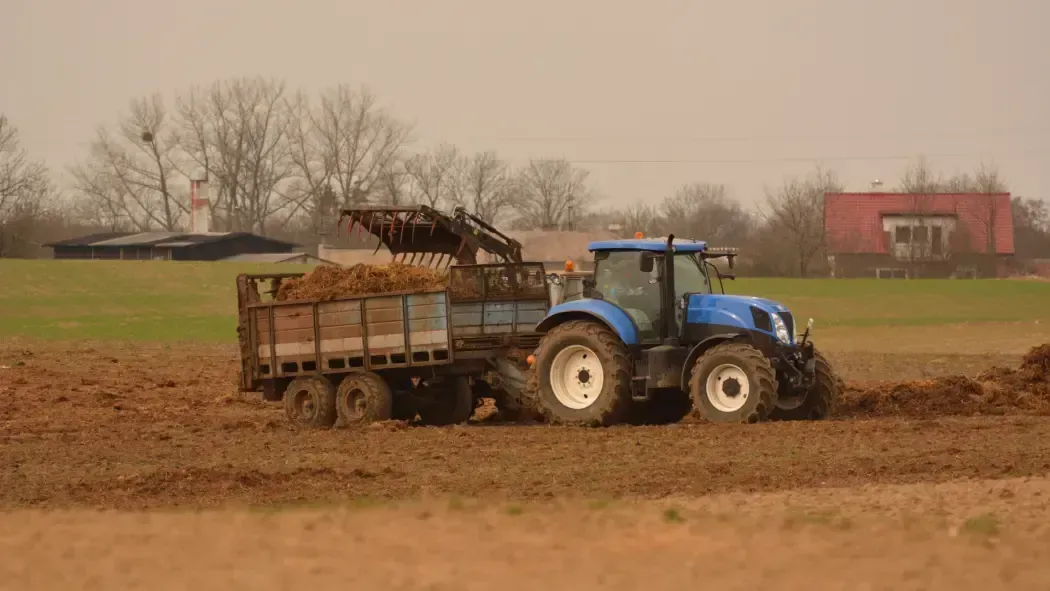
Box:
[555,148,1050,165]
[469,128,1050,143]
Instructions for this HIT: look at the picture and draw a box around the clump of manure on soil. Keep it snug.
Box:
[276,263,448,301]
[837,342,1050,419]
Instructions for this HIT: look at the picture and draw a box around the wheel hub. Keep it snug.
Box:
[344,389,367,420]
[705,364,751,413]
[549,345,605,410]
[293,390,317,421]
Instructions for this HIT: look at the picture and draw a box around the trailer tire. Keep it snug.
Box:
[336,372,393,426]
[535,319,633,427]
[496,370,545,422]
[769,350,839,421]
[417,376,475,426]
[689,342,777,424]
[283,375,338,428]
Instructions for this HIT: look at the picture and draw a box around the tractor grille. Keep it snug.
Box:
[781,312,794,337]
[750,307,772,332]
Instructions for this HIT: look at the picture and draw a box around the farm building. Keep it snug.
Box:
[824,192,1015,278]
[44,232,300,262]
[221,252,333,265]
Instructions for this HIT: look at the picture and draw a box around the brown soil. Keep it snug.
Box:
[839,343,1050,419]
[275,262,447,301]
[5,478,1050,591]
[3,341,1050,510]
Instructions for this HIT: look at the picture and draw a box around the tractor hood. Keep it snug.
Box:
[684,293,796,343]
[707,294,791,315]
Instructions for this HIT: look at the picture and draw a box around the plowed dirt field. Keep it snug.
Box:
[3,340,1050,589]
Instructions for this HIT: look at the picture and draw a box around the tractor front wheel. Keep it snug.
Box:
[689,343,778,424]
[534,320,633,427]
[769,349,839,421]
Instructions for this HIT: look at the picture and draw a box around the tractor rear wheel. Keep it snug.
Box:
[283,375,338,428]
[534,320,633,427]
[417,376,475,426]
[336,372,393,426]
[689,343,778,424]
[769,349,839,421]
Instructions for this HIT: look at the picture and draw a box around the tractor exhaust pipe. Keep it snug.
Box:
[662,234,679,346]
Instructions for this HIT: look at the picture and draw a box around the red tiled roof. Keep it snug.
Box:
[824,193,1014,255]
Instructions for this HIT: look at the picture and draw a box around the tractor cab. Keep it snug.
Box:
[584,238,711,344]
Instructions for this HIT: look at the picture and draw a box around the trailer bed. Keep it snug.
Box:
[236,263,550,392]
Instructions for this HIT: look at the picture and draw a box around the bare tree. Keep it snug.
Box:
[660,182,751,245]
[404,144,459,209]
[761,165,843,276]
[614,202,661,237]
[175,77,294,234]
[898,156,944,194]
[285,85,411,227]
[1013,196,1050,258]
[449,150,518,223]
[0,115,52,256]
[70,95,184,231]
[371,160,415,207]
[515,158,591,230]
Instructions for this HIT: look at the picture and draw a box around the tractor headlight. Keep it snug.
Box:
[772,313,790,343]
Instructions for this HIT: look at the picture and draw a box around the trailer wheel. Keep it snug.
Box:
[417,376,475,426]
[689,343,777,424]
[336,372,393,426]
[535,319,633,427]
[283,375,338,428]
[769,350,839,421]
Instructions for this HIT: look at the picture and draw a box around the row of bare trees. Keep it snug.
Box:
[0,115,53,257]
[3,77,1050,271]
[62,77,593,237]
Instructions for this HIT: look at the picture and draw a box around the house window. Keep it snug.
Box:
[895,226,911,244]
[931,226,943,255]
[912,226,928,243]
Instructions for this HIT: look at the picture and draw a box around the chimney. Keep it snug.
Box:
[189,175,212,233]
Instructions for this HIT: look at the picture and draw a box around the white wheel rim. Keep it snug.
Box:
[705,363,750,413]
[549,345,605,410]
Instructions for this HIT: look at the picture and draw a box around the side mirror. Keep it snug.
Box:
[639,254,654,273]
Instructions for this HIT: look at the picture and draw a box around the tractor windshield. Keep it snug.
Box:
[674,253,711,298]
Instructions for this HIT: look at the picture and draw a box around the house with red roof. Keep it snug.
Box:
[823,192,1015,278]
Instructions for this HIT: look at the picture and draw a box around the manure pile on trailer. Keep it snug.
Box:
[275,263,448,301]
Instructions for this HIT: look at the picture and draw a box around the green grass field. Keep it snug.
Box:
[1,259,1049,343]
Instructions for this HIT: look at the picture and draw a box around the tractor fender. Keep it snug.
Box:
[679,333,750,390]
[535,299,640,346]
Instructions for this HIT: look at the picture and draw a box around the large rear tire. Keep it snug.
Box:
[417,376,475,426]
[283,375,338,428]
[336,372,393,426]
[534,320,633,427]
[769,349,839,421]
[689,342,777,424]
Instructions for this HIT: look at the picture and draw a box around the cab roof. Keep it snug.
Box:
[588,238,708,253]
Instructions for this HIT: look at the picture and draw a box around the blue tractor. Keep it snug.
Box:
[528,235,840,426]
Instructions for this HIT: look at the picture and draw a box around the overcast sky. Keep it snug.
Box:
[2,0,1047,210]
